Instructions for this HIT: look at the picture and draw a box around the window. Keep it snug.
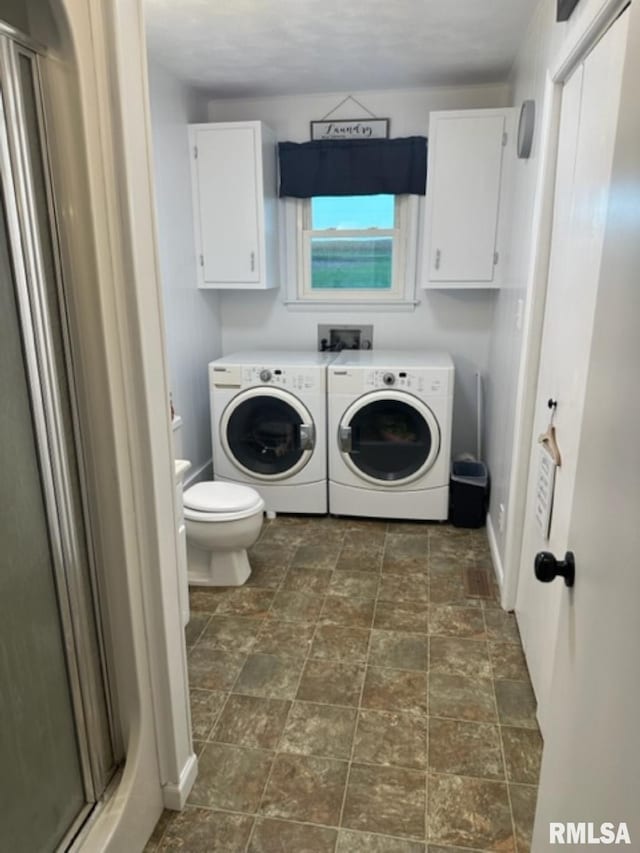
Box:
[296,194,412,302]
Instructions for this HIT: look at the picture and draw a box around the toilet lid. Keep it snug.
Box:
[184,481,262,514]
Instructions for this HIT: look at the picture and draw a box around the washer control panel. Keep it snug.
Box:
[328,363,452,397]
[244,366,319,390]
[364,369,442,394]
[358,370,446,394]
[211,364,324,391]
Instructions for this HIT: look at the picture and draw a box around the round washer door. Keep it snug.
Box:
[338,390,441,486]
[221,387,316,481]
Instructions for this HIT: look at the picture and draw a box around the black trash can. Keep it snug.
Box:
[449,461,490,528]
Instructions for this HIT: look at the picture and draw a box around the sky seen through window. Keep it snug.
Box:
[311,195,394,230]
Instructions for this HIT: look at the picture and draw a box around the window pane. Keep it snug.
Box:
[311,195,394,230]
[311,236,392,290]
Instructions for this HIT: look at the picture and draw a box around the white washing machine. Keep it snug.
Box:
[328,350,454,520]
[210,351,333,514]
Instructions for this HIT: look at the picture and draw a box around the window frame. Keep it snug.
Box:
[291,194,418,306]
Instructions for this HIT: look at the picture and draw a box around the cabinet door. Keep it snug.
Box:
[427,114,505,283]
[195,125,260,284]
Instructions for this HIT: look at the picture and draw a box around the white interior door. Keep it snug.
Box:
[533,4,640,845]
[515,8,630,735]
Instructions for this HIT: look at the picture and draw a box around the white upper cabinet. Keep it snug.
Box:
[422,108,514,289]
[189,121,279,289]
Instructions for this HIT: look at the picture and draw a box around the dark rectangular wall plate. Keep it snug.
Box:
[317,324,373,352]
[557,0,581,21]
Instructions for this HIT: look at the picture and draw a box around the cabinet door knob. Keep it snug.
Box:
[434,248,441,270]
[250,251,255,272]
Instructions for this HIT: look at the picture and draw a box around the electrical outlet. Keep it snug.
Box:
[498,503,506,534]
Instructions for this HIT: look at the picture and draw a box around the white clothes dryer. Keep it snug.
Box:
[210,351,333,514]
[328,350,454,520]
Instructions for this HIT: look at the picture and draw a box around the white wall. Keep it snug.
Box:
[484,0,628,595]
[207,84,509,456]
[148,61,222,477]
[485,0,553,573]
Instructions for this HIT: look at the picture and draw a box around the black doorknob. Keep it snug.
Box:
[534,551,575,587]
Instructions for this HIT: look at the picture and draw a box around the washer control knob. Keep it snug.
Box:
[382,372,396,386]
[259,369,272,382]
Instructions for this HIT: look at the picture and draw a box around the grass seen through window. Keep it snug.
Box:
[310,195,394,290]
[311,237,392,289]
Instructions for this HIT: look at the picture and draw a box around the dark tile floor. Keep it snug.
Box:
[146,516,540,852]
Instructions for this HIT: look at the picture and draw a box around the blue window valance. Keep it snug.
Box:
[278,136,428,198]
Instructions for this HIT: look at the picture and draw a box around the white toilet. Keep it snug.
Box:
[183,481,265,586]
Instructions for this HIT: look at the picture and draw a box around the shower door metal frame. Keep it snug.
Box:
[0,26,117,845]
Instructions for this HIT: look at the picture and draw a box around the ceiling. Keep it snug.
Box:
[143,0,537,98]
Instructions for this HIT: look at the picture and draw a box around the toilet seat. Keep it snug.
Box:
[183,481,264,523]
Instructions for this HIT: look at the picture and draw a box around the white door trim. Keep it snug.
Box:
[500,72,562,609]
[499,0,631,610]
[552,0,630,82]
[531,3,640,838]
[42,0,195,849]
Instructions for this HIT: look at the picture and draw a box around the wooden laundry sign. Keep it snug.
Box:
[311,94,390,140]
[310,118,390,140]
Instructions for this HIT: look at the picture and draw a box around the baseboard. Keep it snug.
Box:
[162,752,198,810]
[185,458,212,489]
[486,512,505,594]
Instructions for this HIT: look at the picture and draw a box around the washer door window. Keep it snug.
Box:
[339,390,440,486]
[221,388,316,480]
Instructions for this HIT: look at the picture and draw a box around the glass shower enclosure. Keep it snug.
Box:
[0,24,116,852]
